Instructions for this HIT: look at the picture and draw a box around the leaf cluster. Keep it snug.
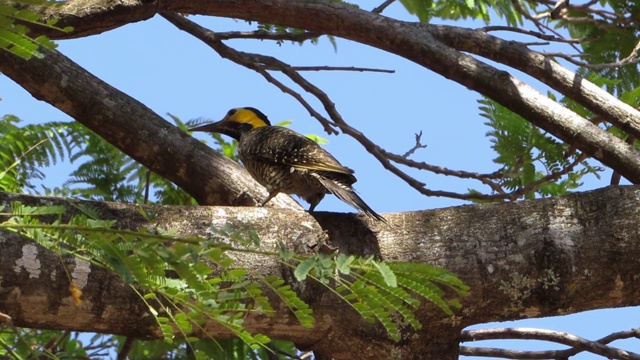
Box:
[0,0,70,59]
[478,97,602,199]
[0,115,83,193]
[399,0,525,25]
[1,114,198,205]
[0,328,116,359]
[560,0,640,95]
[2,203,468,354]
[289,250,469,341]
[2,203,280,352]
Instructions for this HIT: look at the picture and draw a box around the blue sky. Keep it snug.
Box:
[1,2,637,358]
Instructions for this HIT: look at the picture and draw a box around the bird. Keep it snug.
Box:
[189,107,387,223]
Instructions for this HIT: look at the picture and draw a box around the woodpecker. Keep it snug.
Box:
[190,107,387,223]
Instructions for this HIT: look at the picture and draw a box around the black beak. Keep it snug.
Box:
[189,120,225,133]
[189,120,243,141]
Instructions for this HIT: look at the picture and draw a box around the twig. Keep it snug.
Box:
[372,0,396,14]
[479,26,593,44]
[161,12,338,135]
[611,135,636,185]
[382,149,504,180]
[402,131,427,158]
[215,30,320,42]
[117,337,134,360]
[45,330,70,354]
[290,66,394,73]
[162,12,594,203]
[543,40,640,69]
[460,327,640,360]
[268,343,304,359]
[144,169,151,204]
[510,0,583,53]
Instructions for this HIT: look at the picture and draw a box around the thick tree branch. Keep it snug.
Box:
[166,0,640,183]
[0,46,301,210]
[431,25,640,141]
[25,0,640,184]
[3,186,640,358]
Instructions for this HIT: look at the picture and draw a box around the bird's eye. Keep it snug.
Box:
[227,109,237,116]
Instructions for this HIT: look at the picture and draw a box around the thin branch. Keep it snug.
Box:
[290,66,395,73]
[162,12,597,203]
[460,327,640,360]
[144,169,151,204]
[117,337,136,360]
[479,26,592,44]
[381,149,505,181]
[402,131,427,158]
[510,0,583,53]
[543,40,640,69]
[47,330,71,354]
[268,343,304,360]
[161,12,339,136]
[597,328,640,345]
[611,135,636,185]
[371,0,396,14]
[214,30,320,42]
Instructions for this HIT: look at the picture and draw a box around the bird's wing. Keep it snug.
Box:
[243,127,355,175]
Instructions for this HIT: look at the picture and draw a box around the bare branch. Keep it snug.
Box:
[161,12,340,135]
[381,149,504,181]
[214,30,320,42]
[23,0,640,183]
[116,337,134,360]
[509,0,583,53]
[612,134,636,185]
[290,66,395,73]
[162,12,613,202]
[460,327,640,360]
[402,131,427,158]
[479,26,593,44]
[597,328,640,345]
[542,39,640,69]
[371,0,396,14]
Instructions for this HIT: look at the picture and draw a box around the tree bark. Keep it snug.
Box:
[2,186,640,359]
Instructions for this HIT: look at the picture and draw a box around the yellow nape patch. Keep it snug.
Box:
[231,108,269,128]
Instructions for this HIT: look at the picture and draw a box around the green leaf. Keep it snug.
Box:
[304,134,329,145]
[336,253,355,275]
[263,275,314,327]
[372,260,397,287]
[294,258,315,281]
[399,0,434,23]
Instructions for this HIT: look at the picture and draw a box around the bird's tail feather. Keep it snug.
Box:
[315,176,388,224]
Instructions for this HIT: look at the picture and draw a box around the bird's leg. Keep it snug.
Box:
[306,193,325,213]
[259,191,279,206]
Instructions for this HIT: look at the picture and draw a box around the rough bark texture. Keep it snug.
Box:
[2,186,640,359]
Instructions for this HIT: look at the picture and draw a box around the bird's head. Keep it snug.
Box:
[189,107,271,140]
